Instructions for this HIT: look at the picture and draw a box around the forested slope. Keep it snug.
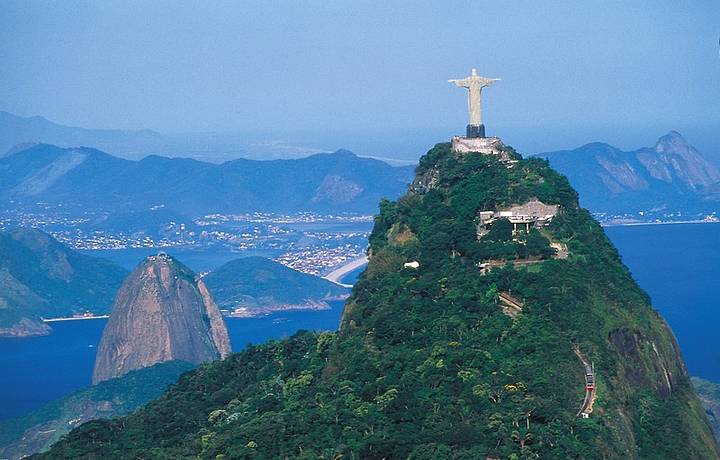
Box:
[0,228,127,336]
[38,142,718,459]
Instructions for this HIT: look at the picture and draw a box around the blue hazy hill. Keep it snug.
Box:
[0,228,128,336]
[537,132,720,214]
[204,256,349,312]
[0,144,414,216]
[0,111,164,159]
[0,360,195,459]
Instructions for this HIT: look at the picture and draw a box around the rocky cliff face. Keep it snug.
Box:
[539,131,720,213]
[92,254,231,384]
[646,132,720,190]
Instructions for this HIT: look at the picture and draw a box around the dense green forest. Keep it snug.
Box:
[38,143,718,459]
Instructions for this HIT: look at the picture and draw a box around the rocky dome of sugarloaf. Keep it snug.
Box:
[92,253,231,384]
[41,141,718,459]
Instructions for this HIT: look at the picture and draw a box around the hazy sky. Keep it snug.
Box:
[1,1,719,159]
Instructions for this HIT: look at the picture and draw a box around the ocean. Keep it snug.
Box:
[0,222,717,421]
[0,300,346,420]
[605,222,720,383]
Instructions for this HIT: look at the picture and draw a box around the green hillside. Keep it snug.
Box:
[37,142,718,459]
[692,377,720,444]
[204,256,348,314]
[0,361,195,459]
[0,228,128,336]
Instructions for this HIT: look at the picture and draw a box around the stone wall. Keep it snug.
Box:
[451,136,505,155]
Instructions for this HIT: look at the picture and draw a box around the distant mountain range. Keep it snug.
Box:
[537,132,720,217]
[0,228,128,337]
[0,143,414,216]
[204,256,349,315]
[0,111,411,163]
[6,111,716,220]
[0,111,165,160]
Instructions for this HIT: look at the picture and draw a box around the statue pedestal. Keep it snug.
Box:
[452,136,505,155]
[466,124,485,138]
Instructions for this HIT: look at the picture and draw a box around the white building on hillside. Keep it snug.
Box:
[478,199,560,238]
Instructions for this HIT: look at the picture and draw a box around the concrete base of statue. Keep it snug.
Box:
[451,136,505,155]
[466,124,485,138]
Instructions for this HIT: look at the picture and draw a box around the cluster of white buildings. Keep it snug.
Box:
[52,232,186,250]
[477,199,560,238]
[195,212,373,226]
[275,244,367,276]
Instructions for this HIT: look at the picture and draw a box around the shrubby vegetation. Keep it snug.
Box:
[38,143,718,459]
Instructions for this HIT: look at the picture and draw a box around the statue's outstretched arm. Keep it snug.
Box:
[448,79,470,88]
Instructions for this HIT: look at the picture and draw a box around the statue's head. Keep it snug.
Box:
[471,68,478,76]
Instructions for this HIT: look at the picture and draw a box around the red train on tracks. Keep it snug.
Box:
[585,364,595,390]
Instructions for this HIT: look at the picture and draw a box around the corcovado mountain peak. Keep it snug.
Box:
[36,137,718,459]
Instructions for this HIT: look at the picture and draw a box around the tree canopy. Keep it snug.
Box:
[38,143,718,459]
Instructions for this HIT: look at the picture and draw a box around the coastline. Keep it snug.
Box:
[224,304,330,319]
[600,219,720,228]
[42,315,110,323]
[222,296,350,319]
[0,318,52,338]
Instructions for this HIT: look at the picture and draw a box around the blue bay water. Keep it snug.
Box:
[0,320,106,420]
[605,222,720,383]
[338,263,367,285]
[0,300,345,421]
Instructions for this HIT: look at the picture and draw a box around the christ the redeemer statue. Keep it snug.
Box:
[449,68,500,138]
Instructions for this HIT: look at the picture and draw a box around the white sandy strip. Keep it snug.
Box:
[323,256,369,287]
[42,315,110,322]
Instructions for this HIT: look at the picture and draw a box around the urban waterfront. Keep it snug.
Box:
[1,210,373,276]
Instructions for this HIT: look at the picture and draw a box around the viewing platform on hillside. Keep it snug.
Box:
[451,136,516,164]
[451,136,504,154]
[477,199,560,237]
